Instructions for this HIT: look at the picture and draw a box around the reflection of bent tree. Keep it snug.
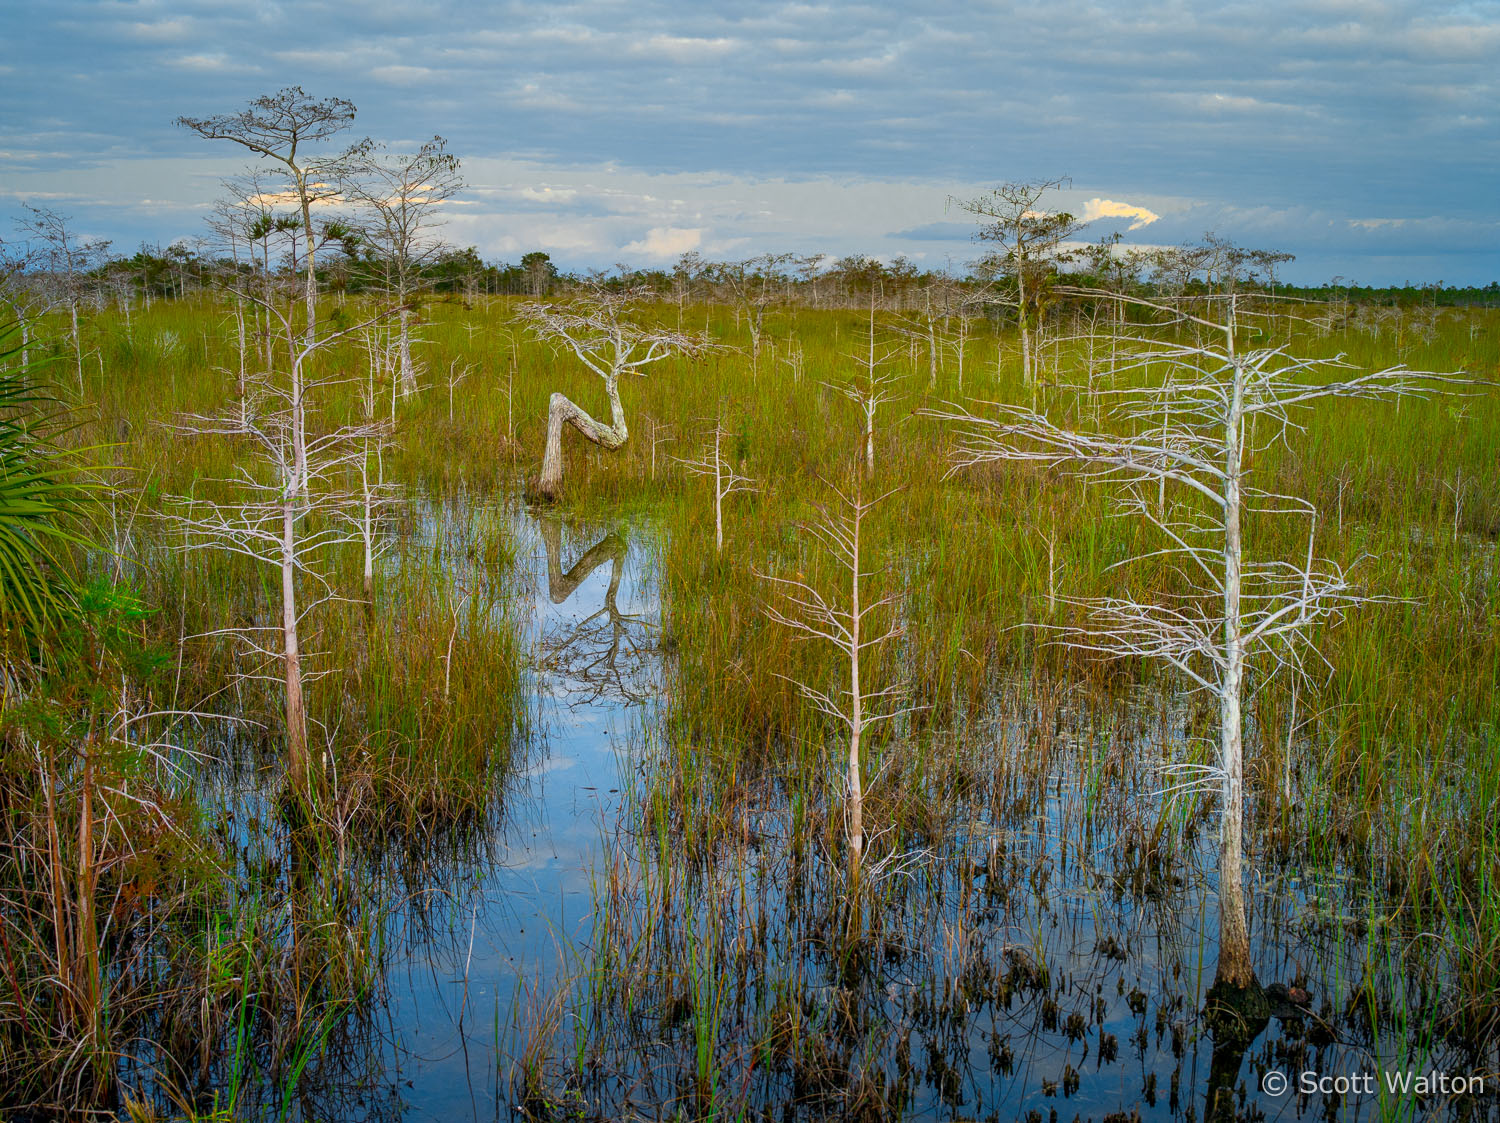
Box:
[538,519,654,704]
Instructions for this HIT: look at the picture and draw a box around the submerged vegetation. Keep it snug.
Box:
[0,185,1498,1119]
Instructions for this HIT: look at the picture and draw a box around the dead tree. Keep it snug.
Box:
[826,292,903,477]
[340,136,464,397]
[0,235,50,368]
[207,172,359,499]
[761,484,913,885]
[933,287,1462,1003]
[677,415,754,553]
[15,206,112,396]
[521,286,710,501]
[709,253,794,373]
[166,313,394,798]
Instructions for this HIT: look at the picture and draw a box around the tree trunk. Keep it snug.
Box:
[234,298,248,427]
[536,375,629,501]
[70,297,83,397]
[361,445,375,599]
[290,352,308,499]
[282,496,310,793]
[713,426,724,553]
[865,402,876,477]
[300,181,318,352]
[848,508,864,880]
[1214,352,1256,993]
[398,307,416,396]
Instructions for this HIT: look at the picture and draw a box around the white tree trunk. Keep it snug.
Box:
[70,297,83,397]
[537,375,629,500]
[1215,350,1255,992]
[361,445,375,598]
[848,508,864,876]
[398,307,416,396]
[713,425,724,553]
[865,401,876,476]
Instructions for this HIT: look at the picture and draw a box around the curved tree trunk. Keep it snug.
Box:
[536,375,628,500]
[541,519,626,604]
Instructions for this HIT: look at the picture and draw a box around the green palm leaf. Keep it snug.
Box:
[0,321,100,635]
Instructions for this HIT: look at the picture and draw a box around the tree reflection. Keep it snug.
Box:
[538,519,655,704]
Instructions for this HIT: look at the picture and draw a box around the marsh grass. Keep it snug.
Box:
[2,289,1496,1116]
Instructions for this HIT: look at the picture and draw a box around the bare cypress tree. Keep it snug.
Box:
[826,290,903,476]
[708,254,794,374]
[522,285,710,501]
[166,308,395,799]
[933,285,1463,1004]
[340,136,464,397]
[178,87,356,352]
[14,207,112,396]
[179,90,360,498]
[761,483,914,886]
[677,413,754,553]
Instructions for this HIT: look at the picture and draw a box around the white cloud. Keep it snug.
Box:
[513,82,583,111]
[168,53,258,73]
[124,19,192,41]
[516,185,579,203]
[629,35,739,62]
[620,226,704,259]
[370,65,434,86]
[1081,198,1160,230]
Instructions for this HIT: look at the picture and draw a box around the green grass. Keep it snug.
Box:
[2,285,1498,1116]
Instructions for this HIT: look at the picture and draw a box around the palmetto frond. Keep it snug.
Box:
[0,322,101,634]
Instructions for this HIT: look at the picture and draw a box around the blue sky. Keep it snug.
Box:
[3,0,1497,284]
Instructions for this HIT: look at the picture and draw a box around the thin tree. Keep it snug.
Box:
[203,172,361,500]
[709,253,794,373]
[341,136,464,396]
[522,285,710,501]
[761,483,914,885]
[178,87,358,354]
[15,207,112,396]
[826,291,903,476]
[521,251,556,297]
[166,311,394,797]
[933,286,1462,1005]
[0,235,48,368]
[954,178,1086,399]
[677,414,754,553]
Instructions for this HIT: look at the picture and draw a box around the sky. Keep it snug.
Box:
[3,0,1497,285]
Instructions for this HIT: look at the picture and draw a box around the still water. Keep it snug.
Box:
[259,506,1496,1122]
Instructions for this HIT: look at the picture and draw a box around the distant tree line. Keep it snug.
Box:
[5,214,1498,325]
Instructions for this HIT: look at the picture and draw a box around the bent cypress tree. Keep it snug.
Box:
[520,286,710,501]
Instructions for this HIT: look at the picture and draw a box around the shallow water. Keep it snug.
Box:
[159,503,1499,1121]
[358,512,659,1118]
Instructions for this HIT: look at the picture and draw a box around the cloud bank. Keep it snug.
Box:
[2,0,1495,283]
